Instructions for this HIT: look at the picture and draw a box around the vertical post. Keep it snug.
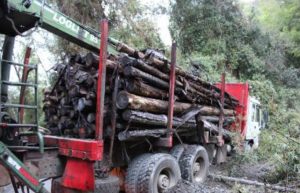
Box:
[1,36,15,103]
[167,42,177,147]
[95,19,108,141]
[19,47,32,123]
[218,73,225,140]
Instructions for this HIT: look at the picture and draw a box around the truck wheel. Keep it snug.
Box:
[179,145,209,183]
[137,153,181,193]
[95,176,120,193]
[125,153,152,193]
[169,144,185,161]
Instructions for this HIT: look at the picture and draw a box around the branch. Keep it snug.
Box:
[209,174,298,192]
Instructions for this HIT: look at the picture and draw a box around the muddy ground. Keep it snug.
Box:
[166,159,297,193]
[1,159,297,193]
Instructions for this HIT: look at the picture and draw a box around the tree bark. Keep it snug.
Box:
[117,91,235,115]
[118,129,167,141]
[123,66,170,89]
[125,79,169,99]
[209,174,298,193]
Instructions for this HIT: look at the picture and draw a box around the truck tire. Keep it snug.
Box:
[137,153,181,193]
[179,145,209,183]
[125,153,152,193]
[169,144,185,161]
[95,176,120,193]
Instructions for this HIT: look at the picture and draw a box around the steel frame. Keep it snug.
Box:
[50,19,109,192]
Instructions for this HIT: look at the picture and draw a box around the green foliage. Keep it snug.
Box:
[257,0,300,66]
[247,79,276,107]
[170,0,300,184]
[50,0,165,57]
[169,0,270,79]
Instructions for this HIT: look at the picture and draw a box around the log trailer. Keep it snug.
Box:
[0,0,266,193]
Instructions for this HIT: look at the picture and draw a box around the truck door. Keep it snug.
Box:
[246,97,261,148]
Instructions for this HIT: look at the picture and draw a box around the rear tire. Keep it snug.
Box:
[179,145,209,183]
[95,176,120,193]
[125,154,151,193]
[169,144,185,161]
[137,153,181,193]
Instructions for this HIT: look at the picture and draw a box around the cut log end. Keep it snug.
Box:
[116,91,130,109]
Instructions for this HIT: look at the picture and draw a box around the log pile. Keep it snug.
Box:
[43,46,238,141]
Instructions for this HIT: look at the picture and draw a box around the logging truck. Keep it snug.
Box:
[0,1,266,193]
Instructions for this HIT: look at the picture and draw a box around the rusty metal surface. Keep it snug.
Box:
[0,165,10,186]
[95,19,109,141]
[19,46,32,124]
[218,73,225,146]
[52,178,91,193]
[23,150,64,179]
[166,42,177,147]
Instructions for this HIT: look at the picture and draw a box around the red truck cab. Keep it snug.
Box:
[216,83,265,149]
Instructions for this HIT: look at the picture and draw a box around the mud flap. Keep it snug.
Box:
[52,178,90,193]
[215,145,227,164]
[204,144,216,164]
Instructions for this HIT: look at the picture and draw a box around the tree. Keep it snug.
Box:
[169,0,270,80]
[49,0,164,58]
[257,0,300,68]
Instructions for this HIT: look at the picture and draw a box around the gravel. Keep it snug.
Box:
[164,180,231,193]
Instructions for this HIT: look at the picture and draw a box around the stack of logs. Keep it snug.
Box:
[43,44,238,141]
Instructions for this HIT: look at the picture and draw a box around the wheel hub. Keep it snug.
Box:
[193,162,201,174]
[193,161,202,182]
[158,174,170,190]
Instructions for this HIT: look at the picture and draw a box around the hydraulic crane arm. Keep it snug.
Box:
[0,0,118,53]
[0,141,49,193]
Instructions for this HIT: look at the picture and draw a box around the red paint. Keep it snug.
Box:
[95,20,109,141]
[0,123,8,128]
[19,47,32,123]
[44,136,103,160]
[19,167,39,186]
[216,73,225,146]
[62,158,95,191]
[215,83,249,138]
[167,42,177,147]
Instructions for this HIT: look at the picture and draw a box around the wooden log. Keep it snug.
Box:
[145,56,239,106]
[120,55,170,82]
[119,55,236,106]
[116,43,145,59]
[209,174,297,193]
[125,79,169,99]
[118,129,167,141]
[87,113,95,123]
[85,52,98,68]
[86,53,120,69]
[123,66,169,89]
[121,56,216,104]
[201,116,235,123]
[121,110,232,140]
[77,98,93,112]
[122,110,195,128]
[116,91,235,115]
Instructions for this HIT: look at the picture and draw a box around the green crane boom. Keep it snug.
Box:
[0,0,119,53]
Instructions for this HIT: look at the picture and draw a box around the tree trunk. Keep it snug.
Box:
[117,91,235,115]
[209,174,298,193]
[125,79,169,99]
